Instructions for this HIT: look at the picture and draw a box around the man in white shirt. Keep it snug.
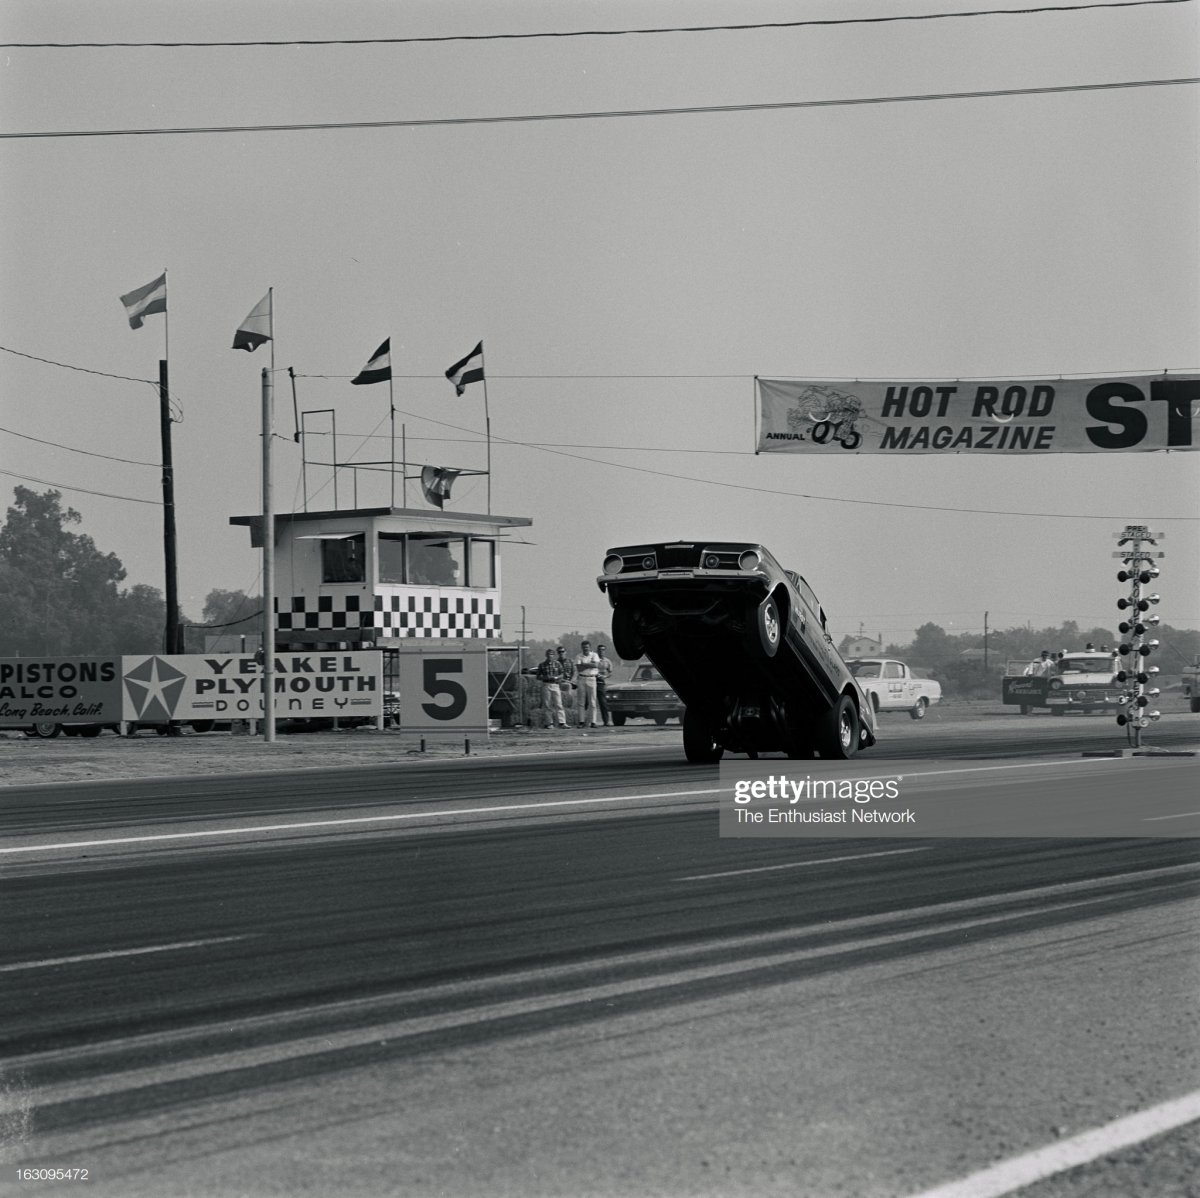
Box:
[574,640,602,728]
[1024,649,1055,677]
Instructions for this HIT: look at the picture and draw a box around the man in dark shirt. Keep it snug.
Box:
[535,649,567,728]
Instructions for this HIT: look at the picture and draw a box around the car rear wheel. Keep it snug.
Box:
[28,721,61,739]
[683,706,724,764]
[909,697,928,721]
[817,694,859,760]
[190,720,216,734]
[611,713,627,727]
[611,606,644,662]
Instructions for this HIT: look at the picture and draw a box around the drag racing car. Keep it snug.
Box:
[597,541,877,762]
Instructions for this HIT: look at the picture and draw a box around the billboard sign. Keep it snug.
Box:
[0,657,123,727]
[121,652,383,721]
[756,375,1200,455]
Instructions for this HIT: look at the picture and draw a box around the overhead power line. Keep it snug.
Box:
[388,406,1199,523]
[2,1,1189,48]
[0,468,162,506]
[3,77,1195,140]
[0,343,154,384]
[0,425,158,467]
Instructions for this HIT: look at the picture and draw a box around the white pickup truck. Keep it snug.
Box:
[847,658,942,720]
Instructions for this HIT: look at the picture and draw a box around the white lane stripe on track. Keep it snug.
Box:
[0,788,723,854]
[907,1089,1200,1198]
[679,846,931,880]
[0,754,1172,857]
[0,936,250,973]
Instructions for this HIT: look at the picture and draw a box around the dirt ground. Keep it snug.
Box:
[1,698,1192,787]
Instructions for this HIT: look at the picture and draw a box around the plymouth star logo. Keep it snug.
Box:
[123,656,188,721]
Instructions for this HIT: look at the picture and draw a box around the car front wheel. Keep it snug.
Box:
[28,721,61,739]
[749,595,782,659]
[611,606,644,662]
[909,697,928,720]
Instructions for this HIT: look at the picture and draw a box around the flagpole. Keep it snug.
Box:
[389,361,397,509]
[481,345,491,514]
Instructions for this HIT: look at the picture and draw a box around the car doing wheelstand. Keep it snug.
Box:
[598,541,876,763]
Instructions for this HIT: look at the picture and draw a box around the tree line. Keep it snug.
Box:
[840,619,1200,699]
[0,488,259,657]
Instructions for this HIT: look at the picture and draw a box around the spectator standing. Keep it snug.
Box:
[574,640,602,728]
[556,645,576,720]
[595,643,615,726]
[535,649,567,728]
[1024,649,1055,677]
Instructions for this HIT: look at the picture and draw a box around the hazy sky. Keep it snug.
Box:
[2,0,1197,648]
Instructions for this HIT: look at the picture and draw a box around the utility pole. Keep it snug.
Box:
[261,366,275,743]
[518,604,527,726]
[984,611,989,673]
[159,359,182,654]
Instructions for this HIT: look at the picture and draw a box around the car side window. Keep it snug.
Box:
[883,662,902,679]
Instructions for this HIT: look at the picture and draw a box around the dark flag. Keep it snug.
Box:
[351,338,391,385]
[445,341,483,396]
[421,465,461,509]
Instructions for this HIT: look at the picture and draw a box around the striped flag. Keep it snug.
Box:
[233,292,272,352]
[351,338,391,385]
[119,273,166,329]
[421,465,461,509]
[445,341,483,396]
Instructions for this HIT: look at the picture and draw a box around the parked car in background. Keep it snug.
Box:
[847,658,941,720]
[603,662,685,726]
[597,540,876,761]
[1001,650,1123,714]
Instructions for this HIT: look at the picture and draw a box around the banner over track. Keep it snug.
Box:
[756,375,1200,455]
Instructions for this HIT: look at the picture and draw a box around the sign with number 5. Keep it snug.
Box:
[394,641,489,732]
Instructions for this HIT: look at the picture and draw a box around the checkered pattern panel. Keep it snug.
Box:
[373,591,499,638]
[275,590,499,639]
[275,592,366,633]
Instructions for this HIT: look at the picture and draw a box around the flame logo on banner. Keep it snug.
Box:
[787,386,865,449]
